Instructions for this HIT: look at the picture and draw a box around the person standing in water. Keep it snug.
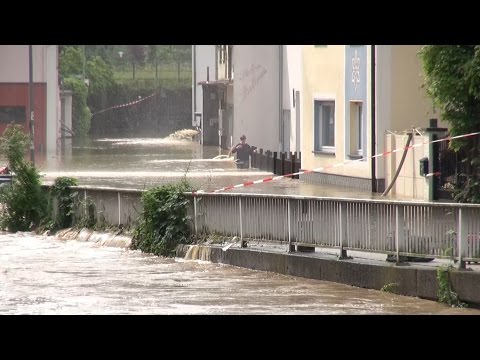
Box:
[229,134,257,169]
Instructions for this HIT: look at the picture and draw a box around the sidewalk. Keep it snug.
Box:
[212,238,480,273]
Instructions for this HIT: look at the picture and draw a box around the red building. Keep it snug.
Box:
[0,45,59,165]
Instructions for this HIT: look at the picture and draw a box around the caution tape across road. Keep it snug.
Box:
[192,131,480,195]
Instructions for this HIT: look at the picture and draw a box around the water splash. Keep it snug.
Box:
[168,129,200,141]
[184,245,211,261]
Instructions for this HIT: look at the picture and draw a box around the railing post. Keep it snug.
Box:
[194,196,198,237]
[291,152,297,178]
[118,191,121,226]
[395,204,405,264]
[457,207,467,270]
[288,199,295,252]
[339,202,350,259]
[239,198,246,247]
[84,189,87,217]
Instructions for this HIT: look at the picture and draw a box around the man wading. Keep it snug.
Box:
[229,135,256,169]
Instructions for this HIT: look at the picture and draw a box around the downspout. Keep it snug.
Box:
[192,45,196,126]
[279,45,283,152]
[371,45,377,192]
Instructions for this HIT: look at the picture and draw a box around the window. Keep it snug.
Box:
[349,101,364,158]
[314,101,335,152]
[0,106,26,124]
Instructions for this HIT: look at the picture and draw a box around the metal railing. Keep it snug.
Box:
[55,186,480,268]
[188,193,480,267]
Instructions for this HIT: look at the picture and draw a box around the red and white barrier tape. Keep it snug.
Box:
[91,92,158,117]
[193,131,480,195]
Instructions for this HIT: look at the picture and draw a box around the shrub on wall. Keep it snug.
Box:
[131,180,192,257]
[0,124,48,232]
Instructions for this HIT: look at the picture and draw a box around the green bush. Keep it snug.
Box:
[0,124,48,232]
[50,177,78,229]
[131,180,192,257]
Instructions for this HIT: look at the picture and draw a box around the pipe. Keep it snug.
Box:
[279,45,283,152]
[382,132,413,196]
[192,45,196,126]
[371,45,376,192]
[29,45,35,165]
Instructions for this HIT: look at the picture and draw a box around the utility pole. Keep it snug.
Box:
[28,45,35,165]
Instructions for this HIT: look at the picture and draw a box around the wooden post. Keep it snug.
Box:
[266,150,271,173]
[259,148,264,170]
[273,152,278,174]
[291,152,297,179]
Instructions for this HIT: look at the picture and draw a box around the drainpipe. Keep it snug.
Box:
[371,45,377,192]
[279,45,283,152]
[29,45,35,165]
[192,45,196,126]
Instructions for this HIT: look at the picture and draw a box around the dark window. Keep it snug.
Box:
[0,106,26,124]
[314,100,335,152]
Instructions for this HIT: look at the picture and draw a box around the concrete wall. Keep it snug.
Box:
[384,133,429,200]
[233,45,279,152]
[180,245,480,306]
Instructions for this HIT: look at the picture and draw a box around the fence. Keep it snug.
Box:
[62,185,480,268]
[189,193,480,267]
[251,150,301,177]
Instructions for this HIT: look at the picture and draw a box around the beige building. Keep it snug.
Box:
[300,45,448,200]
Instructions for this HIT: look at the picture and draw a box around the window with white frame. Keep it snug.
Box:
[314,100,335,152]
[349,101,364,158]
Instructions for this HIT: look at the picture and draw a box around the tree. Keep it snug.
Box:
[420,45,480,203]
[59,46,83,78]
[86,55,115,112]
[127,45,146,79]
[171,45,191,80]
[147,45,172,79]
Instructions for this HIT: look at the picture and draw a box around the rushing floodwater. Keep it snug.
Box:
[1,231,478,315]
[2,135,472,314]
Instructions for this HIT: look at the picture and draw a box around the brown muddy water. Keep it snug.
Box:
[2,135,466,314]
[1,231,478,315]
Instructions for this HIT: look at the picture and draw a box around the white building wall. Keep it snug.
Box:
[283,45,303,152]
[45,45,59,158]
[0,45,46,82]
[375,45,392,181]
[192,45,216,127]
[233,45,279,151]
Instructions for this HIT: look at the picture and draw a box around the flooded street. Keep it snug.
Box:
[1,231,478,315]
[38,136,383,198]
